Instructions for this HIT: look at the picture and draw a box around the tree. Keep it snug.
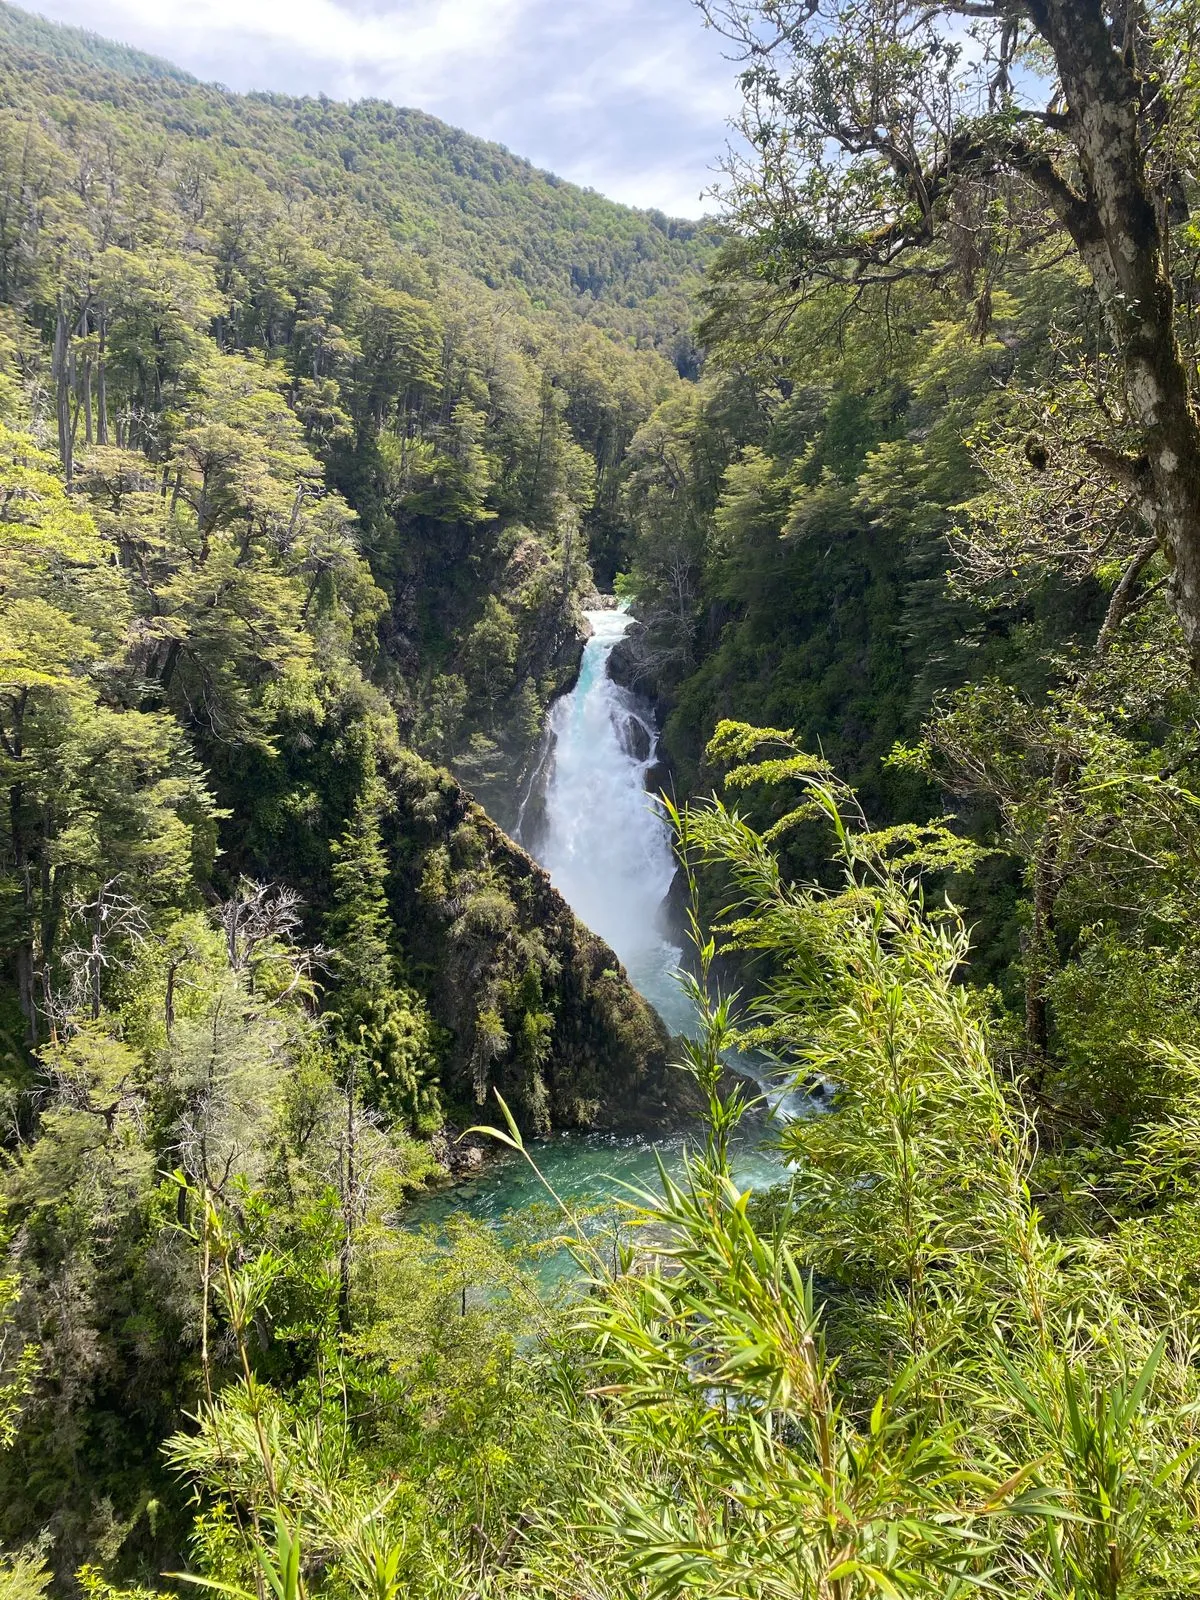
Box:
[326,758,441,1134]
[0,423,216,1043]
[0,1257,34,1453]
[703,0,1200,663]
[461,597,519,715]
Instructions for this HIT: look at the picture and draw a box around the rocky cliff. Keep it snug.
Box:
[385,750,686,1132]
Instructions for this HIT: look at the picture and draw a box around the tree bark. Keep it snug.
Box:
[96,314,109,446]
[1024,749,1071,1066]
[1024,0,1200,665]
[9,782,36,1044]
[53,308,73,484]
[338,1054,358,1333]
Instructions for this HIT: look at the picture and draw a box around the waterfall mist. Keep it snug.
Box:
[402,608,804,1241]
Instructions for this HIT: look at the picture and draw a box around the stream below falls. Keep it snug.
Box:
[405,608,797,1251]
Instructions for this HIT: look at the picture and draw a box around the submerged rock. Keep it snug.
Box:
[617,713,652,763]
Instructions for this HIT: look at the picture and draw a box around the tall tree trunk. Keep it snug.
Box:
[156,637,183,695]
[53,308,72,484]
[1024,753,1071,1067]
[526,384,551,519]
[96,315,109,446]
[338,1054,358,1332]
[9,775,37,1046]
[1027,0,1200,665]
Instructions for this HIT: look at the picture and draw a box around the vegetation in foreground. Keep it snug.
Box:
[9,733,1200,1597]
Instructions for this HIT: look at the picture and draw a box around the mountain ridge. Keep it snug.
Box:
[0,0,716,350]
[0,0,195,81]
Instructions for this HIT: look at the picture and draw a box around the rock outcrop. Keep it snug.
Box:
[384,749,688,1133]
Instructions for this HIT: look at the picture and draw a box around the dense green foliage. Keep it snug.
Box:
[615,231,1200,1073]
[0,0,705,810]
[11,742,1200,1598]
[0,0,693,1061]
[0,3,683,1572]
[6,0,1200,1594]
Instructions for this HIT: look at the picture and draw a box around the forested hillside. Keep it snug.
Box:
[7,0,1200,1596]
[0,1,694,1565]
[0,2,715,352]
[0,0,702,1045]
[0,0,717,772]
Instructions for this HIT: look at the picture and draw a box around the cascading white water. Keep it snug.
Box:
[523,608,807,1121]
[524,610,695,1038]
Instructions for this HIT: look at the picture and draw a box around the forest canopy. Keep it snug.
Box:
[6,0,1200,1595]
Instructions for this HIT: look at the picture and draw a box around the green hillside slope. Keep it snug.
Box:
[0,0,691,1157]
[0,0,715,353]
[0,0,195,80]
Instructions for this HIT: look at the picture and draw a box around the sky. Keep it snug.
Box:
[25,0,745,216]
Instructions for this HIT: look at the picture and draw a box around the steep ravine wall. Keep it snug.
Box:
[383,749,689,1132]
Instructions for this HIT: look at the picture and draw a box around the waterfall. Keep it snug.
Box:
[519,609,694,1038]
[521,608,808,1121]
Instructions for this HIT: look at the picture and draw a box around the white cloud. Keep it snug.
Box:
[24,0,745,215]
